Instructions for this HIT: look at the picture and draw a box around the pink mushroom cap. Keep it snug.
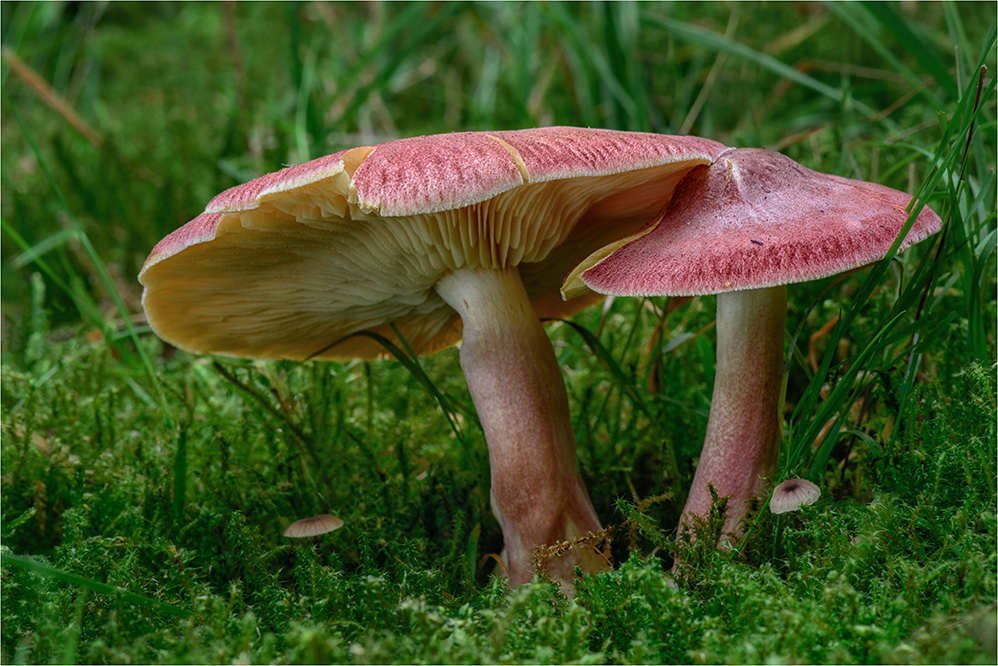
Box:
[565,147,943,298]
[139,128,726,361]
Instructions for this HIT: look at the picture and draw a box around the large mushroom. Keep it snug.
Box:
[139,127,727,589]
[563,147,942,538]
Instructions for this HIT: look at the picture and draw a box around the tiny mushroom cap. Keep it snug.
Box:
[769,479,821,515]
[284,514,345,538]
[564,147,942,537]
[140,127,728,591]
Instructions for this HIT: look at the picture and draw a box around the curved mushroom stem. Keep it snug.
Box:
[679,285,787,540]
[435,266,609,590]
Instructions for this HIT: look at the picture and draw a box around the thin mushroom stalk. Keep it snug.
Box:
[435,266,607,586]
[680,286,786,538]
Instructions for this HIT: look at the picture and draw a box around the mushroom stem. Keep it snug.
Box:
[435,266,608,588]
[680,285,787,538]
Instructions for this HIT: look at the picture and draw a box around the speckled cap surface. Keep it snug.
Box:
[140,128,727,360]
[565,148,942,298]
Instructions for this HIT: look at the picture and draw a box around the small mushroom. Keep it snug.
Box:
[769,478,821,514]
[284,514,345,538]
[564,147,941,537]
[140,127,727,590]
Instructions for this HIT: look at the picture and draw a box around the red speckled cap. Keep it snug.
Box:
[566,148,942,298]
[139,128,727,361]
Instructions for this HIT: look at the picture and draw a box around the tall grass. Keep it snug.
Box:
[2,3,995,664]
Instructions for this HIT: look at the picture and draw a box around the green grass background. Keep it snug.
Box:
[1,2,996,663]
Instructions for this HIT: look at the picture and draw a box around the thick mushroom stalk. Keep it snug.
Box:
[435,266,607,587]
[680,286,786,537]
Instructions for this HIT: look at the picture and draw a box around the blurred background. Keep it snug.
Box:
[3,1,993,341]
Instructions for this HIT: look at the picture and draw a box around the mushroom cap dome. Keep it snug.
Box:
[565,147,943,298]
[283,514,344,538]
[769,478,821,514]
[140,128,726,360]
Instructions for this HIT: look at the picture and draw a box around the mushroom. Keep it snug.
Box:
[284,514,345,538]
[139,127,727,589]
[563,147,942,538]
[769,478,821,515]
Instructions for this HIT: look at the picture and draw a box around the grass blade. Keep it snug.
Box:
[172,427,187,521]
[860,2,958,99]
[309,330,467,445]
[328,3,461,133]
[824,3,947,107]
[2,89,173,420]
[1,553,192,618]
[642,12,896,131]
[555,318,684,504]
